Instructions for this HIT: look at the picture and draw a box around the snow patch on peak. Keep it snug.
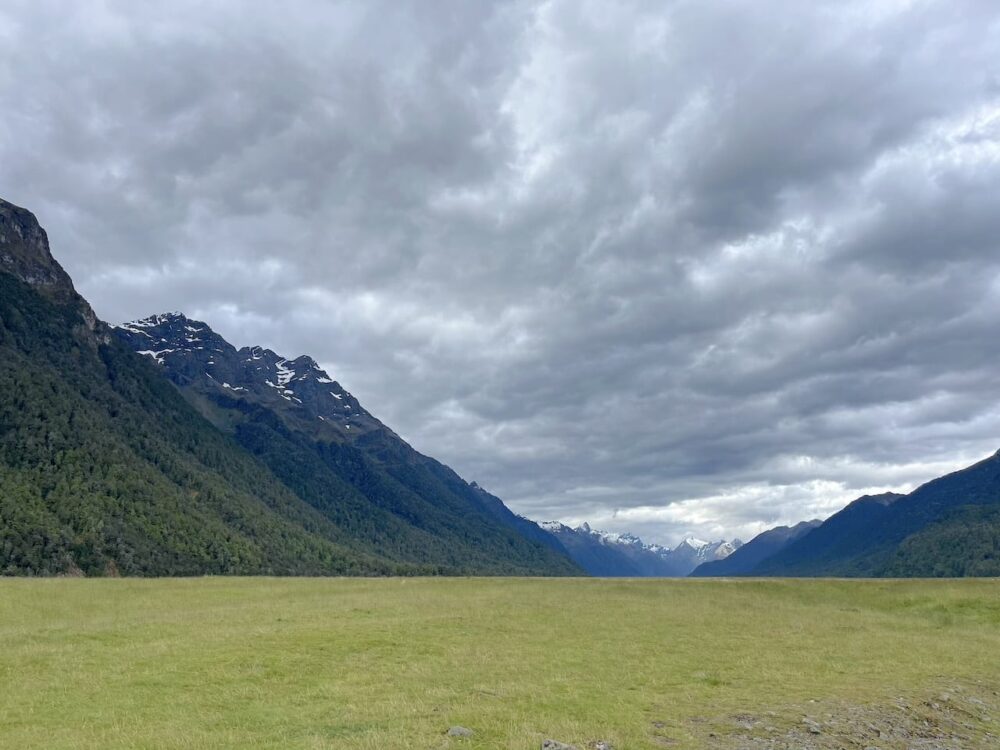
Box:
[274,359,295,386]
[119,312,208,336]
[117,322,152,337]
[680,537,710,549]
[136,348,174,364]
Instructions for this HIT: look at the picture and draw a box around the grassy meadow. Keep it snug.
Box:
[1,577,998,749]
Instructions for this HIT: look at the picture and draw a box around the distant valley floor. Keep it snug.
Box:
[1,577,998,749]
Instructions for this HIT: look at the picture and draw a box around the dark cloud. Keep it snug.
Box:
[2,0,999,545]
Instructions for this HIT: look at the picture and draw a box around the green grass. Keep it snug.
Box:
[1,578,998,749]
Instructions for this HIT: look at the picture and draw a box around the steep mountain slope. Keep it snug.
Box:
[114,311,578,575]
[749,494,903,576]
[0,207,392,575]
[751,451,1000,576]
[539,523,644,576]
[1,199,86,305]
[882,503,1000,577]
[690,519,821,576]
[540,522,741,576]
[0,197,577,576]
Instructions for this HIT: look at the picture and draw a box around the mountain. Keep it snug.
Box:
[2,199,78,298]
[113,311,577,575]
[667,537,742,575]
[749,450,1000,576]
[0,197,578,576]
[749,493,903,576]
[539,523,644,576]
[116,313,381,441]
[540,522,741,576]
[553,447,1000,579]
[689,519,821,576]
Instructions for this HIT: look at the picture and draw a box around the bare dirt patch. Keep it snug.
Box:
[695,680,999,749]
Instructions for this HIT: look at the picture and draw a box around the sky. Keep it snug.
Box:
[2,0,1000,546]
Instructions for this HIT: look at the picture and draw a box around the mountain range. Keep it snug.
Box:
[3,195,999,578]
[749,453,1000,576]
[689,520,821,577]
[692,451,1000,577]
[0,197,577,576]
[540,522,741,576]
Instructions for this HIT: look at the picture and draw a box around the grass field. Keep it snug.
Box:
[1,578,998,749]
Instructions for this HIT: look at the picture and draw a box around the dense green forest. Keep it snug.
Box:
[0,273,403,575]
[220,393,576,572]
[883,503,1000,577]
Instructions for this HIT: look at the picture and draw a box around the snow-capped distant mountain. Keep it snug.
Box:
[666,537,742,574]
[540,522,742,577]
[690,520,823,577]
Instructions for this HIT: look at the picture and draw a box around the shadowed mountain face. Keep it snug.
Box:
[750,493,904,576]
[540,522,741,577]
[743,451,1000,577]
[690,520,822,577]
[116,313,382,441]
[0,197,578,577]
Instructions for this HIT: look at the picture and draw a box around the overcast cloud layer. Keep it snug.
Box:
[3,0,1000,545]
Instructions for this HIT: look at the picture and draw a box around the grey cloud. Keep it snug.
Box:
[2,0,999,546]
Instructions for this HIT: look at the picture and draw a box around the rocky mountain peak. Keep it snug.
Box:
[0,197,101,334]
[0,198,75,294]
[115,313,381,439]
[540,520,743,576]
[677,537,709,550]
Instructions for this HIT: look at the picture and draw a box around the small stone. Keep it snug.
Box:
[447,726,474,737]
[542,741,578,750]
[589,742,612,750]
[802,718,822,735]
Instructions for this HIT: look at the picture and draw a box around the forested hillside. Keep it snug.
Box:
[115,312,578,575]
[0,197,578,577]
[0,273,399,575]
